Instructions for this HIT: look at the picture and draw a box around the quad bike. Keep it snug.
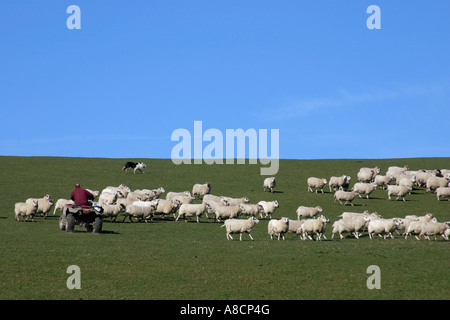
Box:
[59,203,104,233]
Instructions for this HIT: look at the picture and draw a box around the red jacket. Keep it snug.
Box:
[71,187,94,206]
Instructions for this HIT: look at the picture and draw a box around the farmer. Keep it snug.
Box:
[70,183,94,206]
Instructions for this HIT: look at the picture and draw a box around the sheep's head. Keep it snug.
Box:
[317,206,323,212]
[273,200,279,207]
[252,217,260,224]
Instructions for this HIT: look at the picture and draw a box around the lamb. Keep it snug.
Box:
[331,216,371,239]
[436,187,450,200]
[53,198,74,215]
[307,177,327,193]
[387,185,411,201]
[268,217,289,240]
[426,176,450,193]
[329,175,351,191]
[213,205,242,222]
[25,195,54,218]
[368,219,401,240]
[296,206,322,219]
[263,177,276,193]
[334,191,359,206]
[257,200,279,219]
[374,174,393,190]
[14,200,38,222]
[298,215,329,241]
[352,182,376,199]
[166,191,192,201]
[239,203,264,218]
[221,217,260,241]
[123,202,158,223]
[101,203,125,222]
[220,196,249,206]
[192,182,211,199]
[176,203,210,223]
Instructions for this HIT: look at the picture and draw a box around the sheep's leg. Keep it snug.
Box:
[248,233,254,241]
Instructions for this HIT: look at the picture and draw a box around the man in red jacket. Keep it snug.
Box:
[70,183,94,206]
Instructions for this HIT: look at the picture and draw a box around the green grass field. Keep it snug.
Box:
[0,156,449,300]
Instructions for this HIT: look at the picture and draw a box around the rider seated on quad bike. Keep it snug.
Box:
[71,183,94,205]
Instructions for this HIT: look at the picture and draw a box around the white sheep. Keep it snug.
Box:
[331,216,370,239]
[239,203,264,218]
[357,167,380,182]
[415,170,436,187]
[103,184,130,198]
[418,222,449,241]
[214,205,242,222]
[14,200,38,222]
[436,187,450,201]
[298,215,329,241]
[263,177,276,193]
[329,175,351,191]
[426,176,450,193]
[123,202,158,223]
[53,198,74,215]
[203,194,224,202]
[386,165,410,180]
[221,217,260,241]
[85,189,100,198]
[368,219,401,240]
[338,210,382,220]
[268,217,289,240]
[374,174,393,190]
[296,206,322,219]
[101,203,125,221]
[192,182,211,198]
[25,195,54,218]
[220,196,249,206]
[203,199,228,219]
[307,177,327,193]
[257,200,279,219]
[334,191,359,206]
[387,185,411,201]
[176,203,209,223]
[99,191,120,205]
[155,199,181,218]
[352,182,376,199]
[166,191,192,201]
[287,220,306,235]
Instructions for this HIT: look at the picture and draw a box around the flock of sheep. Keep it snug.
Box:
[13,164,450,241]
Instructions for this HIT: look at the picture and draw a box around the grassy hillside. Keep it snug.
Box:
[0,156,449,300]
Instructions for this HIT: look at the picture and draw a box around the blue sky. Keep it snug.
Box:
[0,0,449,160]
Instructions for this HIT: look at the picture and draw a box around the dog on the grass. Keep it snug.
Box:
[122,162,147,174]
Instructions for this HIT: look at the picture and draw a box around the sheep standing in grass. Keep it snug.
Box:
[418,222,449,241]
[426,177,450,193]
[374,174,393,190]
[26,194,54,218]
[287,220,306,236]
[155,199,181,219]
[239,203,264,218]
[176,203,210,223]
[331,216,370,239]
[257,200,279,219]
[268,217,289,240]
[123,202,158,223]
[221,217,260,241]
[14,200,38,222]
[357,167,380,182]
[329,175,351,191]
[214,205,242,222]
[436,187,450,201]
[387,185,411,201]
[221,196,249,206]
[352,182,376,199]
[192,182,211,199]
[296,206,322,219]
[53,199,74,215]
[263,177,276,193]
[334,191,359,206]
[368,219,401,240]
[307,177,327,193]
[299,215,329,241]
[101,203,125,222]
[166,191,192,201]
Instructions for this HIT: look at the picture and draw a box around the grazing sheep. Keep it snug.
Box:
[331,216,370,239]
[387,185,411,201]
[307,177,327,193]
[299,215,329,241]
[221,217,260,241]
[239,203,264,218]
[368,219,401,240]
[352,182,376,199]
[334,191,359,206]
[268,217,289,240]
[296,206,322,219]
[436,187,450,200]
[166,191,192,201]
[101,203,125,221]
[374,174,393,190]
[176,203,209,223]
[14,200,38,222]
[263,177,276,193]
[123,202,158,223]
[257,200,279,219]
[192,182,211,199]
[25,195,54,218]
[220,196,249,206]
[214,205,242,222]
[53,198,74,215]
[329,175,351,191]
[426,176,450,193]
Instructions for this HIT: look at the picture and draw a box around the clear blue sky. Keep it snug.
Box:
[1,1,449,160]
